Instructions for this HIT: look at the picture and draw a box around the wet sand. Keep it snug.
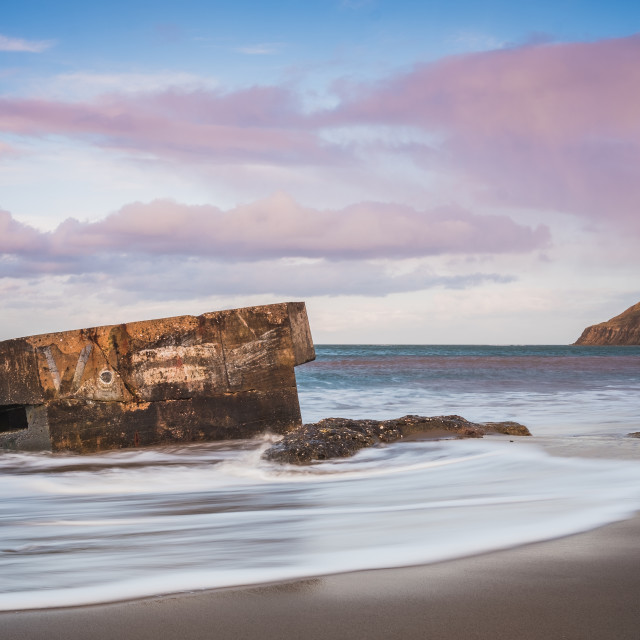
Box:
[3,513,639,640]
[4,435,640,639]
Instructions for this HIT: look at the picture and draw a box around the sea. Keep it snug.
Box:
[1,345,639,610]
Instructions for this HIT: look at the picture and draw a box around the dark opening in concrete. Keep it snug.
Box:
[0,405,29,433]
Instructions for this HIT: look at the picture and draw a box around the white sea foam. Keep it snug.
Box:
[1,345,639,610]
[1,437,640,611]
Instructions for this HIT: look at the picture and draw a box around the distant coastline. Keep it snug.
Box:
[574,301,640,345]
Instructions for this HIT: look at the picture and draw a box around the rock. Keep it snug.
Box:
[0,302,315,453]
[482,421,531,436]
[628,432,640,438]
[263,415,530,464]
[573,301,640,345]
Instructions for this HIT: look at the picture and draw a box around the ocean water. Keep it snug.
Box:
[1,345,639,610]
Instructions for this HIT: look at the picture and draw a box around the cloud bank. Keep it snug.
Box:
[0,86,331,166]
[0,194,545,298]
[329,34,640,228]
[0,194,549,268]
[2,34,638,233]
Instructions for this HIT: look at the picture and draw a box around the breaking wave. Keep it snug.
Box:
[2,435,640,610]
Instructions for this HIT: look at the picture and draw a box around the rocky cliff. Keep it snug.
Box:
[574,301,640,345]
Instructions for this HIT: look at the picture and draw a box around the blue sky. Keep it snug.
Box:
[1,0,639,343]
[5,1,639,82]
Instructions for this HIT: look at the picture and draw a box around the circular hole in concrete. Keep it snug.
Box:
[100,370,114,385]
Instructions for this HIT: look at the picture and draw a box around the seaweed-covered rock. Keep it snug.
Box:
[263,415,530,464]
[483,421,531,436]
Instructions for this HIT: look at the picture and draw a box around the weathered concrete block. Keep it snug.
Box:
[0,302,315,453]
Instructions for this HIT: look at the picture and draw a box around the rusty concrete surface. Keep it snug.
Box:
[0,302,315,453]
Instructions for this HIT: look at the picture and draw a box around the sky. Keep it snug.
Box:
[1,0,639,344]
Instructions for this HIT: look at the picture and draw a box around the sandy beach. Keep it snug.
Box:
[3,0,640,633]
[3,509,639,640]
[3,432,640,640]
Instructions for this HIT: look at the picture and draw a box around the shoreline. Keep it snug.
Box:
[3,433,639,639]
[3,513,640,639]
[480,431,640,463]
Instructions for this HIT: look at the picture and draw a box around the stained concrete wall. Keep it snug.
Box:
[0,302,315,453]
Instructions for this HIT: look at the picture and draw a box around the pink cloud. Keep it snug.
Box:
[0,87,335,165]
[33,193,550,262]
[0,210,45,253]
[329,35,640,229]
[1,197,536,297]
[331,36,640,139]
[2,35,638,231]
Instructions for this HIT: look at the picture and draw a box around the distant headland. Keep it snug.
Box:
[574,301,640,345]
